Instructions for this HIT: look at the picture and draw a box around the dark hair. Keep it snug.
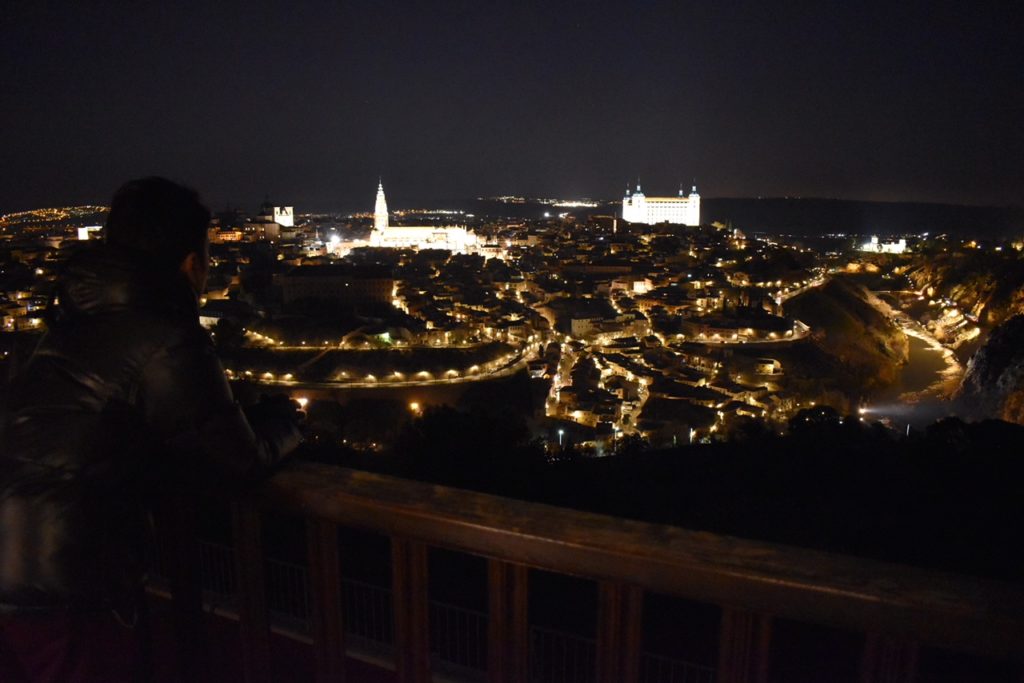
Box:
[104,177,211,271]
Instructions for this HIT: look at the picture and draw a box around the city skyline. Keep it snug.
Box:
[2,1,1021,213]
[3,2,1024,676]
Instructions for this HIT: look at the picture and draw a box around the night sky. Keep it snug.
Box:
[2,0,1021,213]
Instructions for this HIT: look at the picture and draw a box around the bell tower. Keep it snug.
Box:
[374,180,389,233]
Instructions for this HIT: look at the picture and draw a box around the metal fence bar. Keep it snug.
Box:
[529,625,597,683]
[429,599,489,672]
[198,540,237,598]
[641,652,716,683]
[342,578,394,645]
[174,541,713,683]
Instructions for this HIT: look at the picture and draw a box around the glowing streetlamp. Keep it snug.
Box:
[558,429,564,446]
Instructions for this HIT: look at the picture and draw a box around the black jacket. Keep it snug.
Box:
[0,245,302,610]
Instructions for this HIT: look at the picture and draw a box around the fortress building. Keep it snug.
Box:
[622,182,700,226]
[368,181,476,253]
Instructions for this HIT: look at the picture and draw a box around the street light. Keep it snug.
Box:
[558,429,564,446]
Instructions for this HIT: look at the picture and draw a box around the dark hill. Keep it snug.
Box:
[443,198,1023,239]
[700,198,1023,238]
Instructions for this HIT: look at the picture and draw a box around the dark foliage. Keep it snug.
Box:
[393,405,546,493]
[532,416,1024,582]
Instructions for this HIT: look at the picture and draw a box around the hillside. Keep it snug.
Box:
[780,278,908,400]
[905,251,1024,328]
[957,315,1024,425]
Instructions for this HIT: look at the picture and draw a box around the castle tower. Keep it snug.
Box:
[622,181,645,223]
[374,180,389,233]
[687,182,700,226]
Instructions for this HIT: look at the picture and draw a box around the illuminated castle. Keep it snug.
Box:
[622,182,700,226]
[368,181,476,253]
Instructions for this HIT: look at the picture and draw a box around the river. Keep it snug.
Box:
[895,334,951,399]
[866,327,963,428]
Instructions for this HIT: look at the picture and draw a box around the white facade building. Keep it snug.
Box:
[250,200,295,240]
[77,225,102,240]
[860,235,907,254]
[622,183,700,226]
[368,182,476,253]
[273,206,294,228]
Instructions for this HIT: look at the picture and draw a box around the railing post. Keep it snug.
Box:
[158,497,207,681]
[718,607,772,683]
[233,500,272,683]
[487,559,529,683]
[391,537,430,683]
[308,520,345,683]
[860,634,918,683]
[597,581,643,683]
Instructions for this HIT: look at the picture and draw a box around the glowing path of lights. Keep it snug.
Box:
[231,348,531,390]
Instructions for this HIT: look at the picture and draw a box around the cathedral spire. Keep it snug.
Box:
[374,181,389,232]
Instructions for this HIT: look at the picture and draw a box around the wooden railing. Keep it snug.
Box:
[165,462,1024,683]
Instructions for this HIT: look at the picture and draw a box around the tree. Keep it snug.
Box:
[213,318,245,353]
[787,405,842,436]
[612,433,650,457]
[395,406,546,491]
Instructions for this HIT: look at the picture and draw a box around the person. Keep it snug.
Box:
[0,177,303,681]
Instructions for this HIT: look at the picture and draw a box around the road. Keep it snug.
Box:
[240,346,532,391]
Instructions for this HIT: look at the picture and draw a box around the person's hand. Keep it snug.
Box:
[242,393,307,466]
[245,393,305,429]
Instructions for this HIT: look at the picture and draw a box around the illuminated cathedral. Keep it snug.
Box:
[367,182,476,253]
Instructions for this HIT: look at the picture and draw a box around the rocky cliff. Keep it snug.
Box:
[905,251,1024,328]
[782,278,909,397]
[957,315,1024,424]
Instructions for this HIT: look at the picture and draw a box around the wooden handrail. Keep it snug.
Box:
[252,462,1024,661]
